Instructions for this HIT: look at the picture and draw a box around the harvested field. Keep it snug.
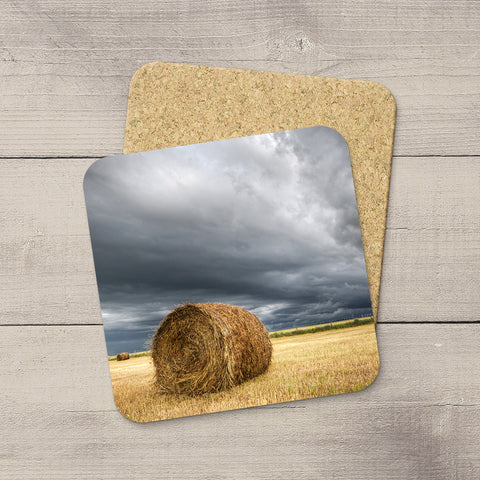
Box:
[109,322,379,422]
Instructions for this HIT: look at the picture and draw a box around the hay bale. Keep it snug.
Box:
[116,352,130,361]
[152,303,272,395]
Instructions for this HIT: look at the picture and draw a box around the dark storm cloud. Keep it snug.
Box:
[84,127,372,355]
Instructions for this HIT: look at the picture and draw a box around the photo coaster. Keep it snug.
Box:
[84,126,379,422]
[123,62,397,321]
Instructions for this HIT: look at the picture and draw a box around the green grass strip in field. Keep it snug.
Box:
[268,317,374,338]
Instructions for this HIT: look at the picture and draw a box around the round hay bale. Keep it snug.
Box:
[116,352,129,361]
[152,303,272,395]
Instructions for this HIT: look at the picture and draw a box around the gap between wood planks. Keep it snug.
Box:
[1,154,479,159]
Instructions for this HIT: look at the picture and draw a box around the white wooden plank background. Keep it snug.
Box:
[1,1,479,479]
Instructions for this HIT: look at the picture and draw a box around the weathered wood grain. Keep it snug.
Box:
[2,406,479,479]
[379,156,480,322]
[0,0,478,157]
[0,324,478,479]
[0,159,101,325]
[1,157,478,326]
[1,1,479,478]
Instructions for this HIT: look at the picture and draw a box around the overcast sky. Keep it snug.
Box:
[84,127,372,355]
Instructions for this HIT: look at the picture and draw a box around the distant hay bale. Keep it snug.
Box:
[152,303,272,395]
[117,352,130,361]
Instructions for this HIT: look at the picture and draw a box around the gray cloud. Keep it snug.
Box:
[84,127,372,355]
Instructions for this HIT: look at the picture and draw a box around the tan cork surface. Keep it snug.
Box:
[124,63,396,321]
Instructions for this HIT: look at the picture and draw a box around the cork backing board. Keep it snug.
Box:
[123,62,397,321]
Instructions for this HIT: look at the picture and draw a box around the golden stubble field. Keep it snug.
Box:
[109,323,379,422]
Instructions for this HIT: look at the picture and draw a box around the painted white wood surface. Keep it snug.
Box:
[2,157,478,326]
[1,1,479,478]
[1,324,479,479]
[0,1,478,157]
[379,156,480,322]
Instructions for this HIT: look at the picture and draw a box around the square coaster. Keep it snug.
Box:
[84,126,379,422]
[123,63,396,321]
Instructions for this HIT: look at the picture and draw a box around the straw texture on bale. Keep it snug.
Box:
[117,352,129,361]
[152,303,272,395]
